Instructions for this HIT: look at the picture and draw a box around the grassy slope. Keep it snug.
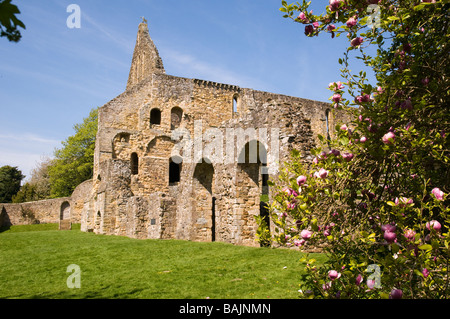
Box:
[0,224,325,299]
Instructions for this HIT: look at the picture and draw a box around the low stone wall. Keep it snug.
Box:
[0,197,71,227]
[0,179,92,228]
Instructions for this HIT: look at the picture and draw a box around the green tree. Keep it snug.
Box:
[48,108,98,198]
[12,157,52,203]
[0,165,25,203]
[261,0,449,299]
[0,0,25,42]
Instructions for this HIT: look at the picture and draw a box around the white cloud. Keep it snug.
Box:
[0,132,59,180]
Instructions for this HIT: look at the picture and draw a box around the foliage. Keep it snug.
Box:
[0,0,25,42]
[0,165,24,203]
[48,108,98,198]
[260,0,450,299]
[12,157,52,203]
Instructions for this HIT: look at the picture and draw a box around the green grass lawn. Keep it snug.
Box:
[0,224,325,299]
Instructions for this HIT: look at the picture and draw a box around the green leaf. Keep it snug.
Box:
[418,244,432,251]
[386,201,396,206]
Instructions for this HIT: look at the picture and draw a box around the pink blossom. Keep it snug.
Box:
[389,289,403,299]
[327,24,336,32]
[312,21,319,29]
[394,197,413,207]
[350,37,363,47]
[384,231,397,243]
[382,131,395,144]
[403,229,416,242]
[360,136,367,143]
[332,93,341,103]
[342,153,354,162]
[318,168,329,179]
[355,94,371,104]
[329,149,341,157]
[426,220,442,232]
[340,124,348,131]
[298,12,308,22]
[328,270,341,281]
[431,188,444,201]
[356,274,363,286]
[367,279,375,289]
[305,25,314,36]
[329,0,341,11]
[294,239,306,247]
[297,175,307,186]
[301,229,313,240]
[381,224,396,233]
[421,77,430,86]
[346,17,357,28]
[422,268,430,278]
[287,201,297,210]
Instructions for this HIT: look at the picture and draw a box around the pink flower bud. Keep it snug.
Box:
[305,25,314,36]
[350,37,363,47]
[298,12,308,22]
[360,136,367,143]
[389,289,403,299]
[342,153,354,162]
[340,124,348,131]
[384,231,397,243]
[301,229,313,240]
[296,175,307,186]
[426,220,442,232]
[431,188,444,201]
[394,197,413,207]
[422,268,429,278]
[328,270,341,281]
[329,0,341,11]
[346,17,357,28]
[403,229,416,242]
[381,223,396,233]
[356,274,363,286]
[318,168,329,179]
[332,93,341,103]
[382,131,395,144]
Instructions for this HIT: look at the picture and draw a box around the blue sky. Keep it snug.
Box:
[0,0,372,180]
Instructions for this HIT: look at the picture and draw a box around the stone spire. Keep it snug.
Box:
[126,20,165,90]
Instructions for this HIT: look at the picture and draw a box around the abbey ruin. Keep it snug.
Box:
[1,22,348,247]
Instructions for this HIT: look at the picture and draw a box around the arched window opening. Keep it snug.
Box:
[150,108,161,126]
[60,202,70,220]
[171,107,183,130]
[131,153,139,175]
[169,156,182,184]
[325,109,331,141]
[233,95,239,113]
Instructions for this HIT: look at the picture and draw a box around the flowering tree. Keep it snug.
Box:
[261,0,449,298]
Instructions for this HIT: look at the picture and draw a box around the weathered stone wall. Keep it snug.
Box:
[79,22,354,247]
[0,197,70,227]
[0,179,93,228]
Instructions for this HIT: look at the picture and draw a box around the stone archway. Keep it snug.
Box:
[59,201,71,230]
[192,158,215,242]
[236,140,269,246]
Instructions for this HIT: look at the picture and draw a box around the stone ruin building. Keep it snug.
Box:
[1,22,348,247]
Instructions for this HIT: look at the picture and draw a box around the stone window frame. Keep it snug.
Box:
[150,108,162,126]
[169,156,182,185]
[232,94,239,114]
[170,106,183,130]
[131,152,139,175]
